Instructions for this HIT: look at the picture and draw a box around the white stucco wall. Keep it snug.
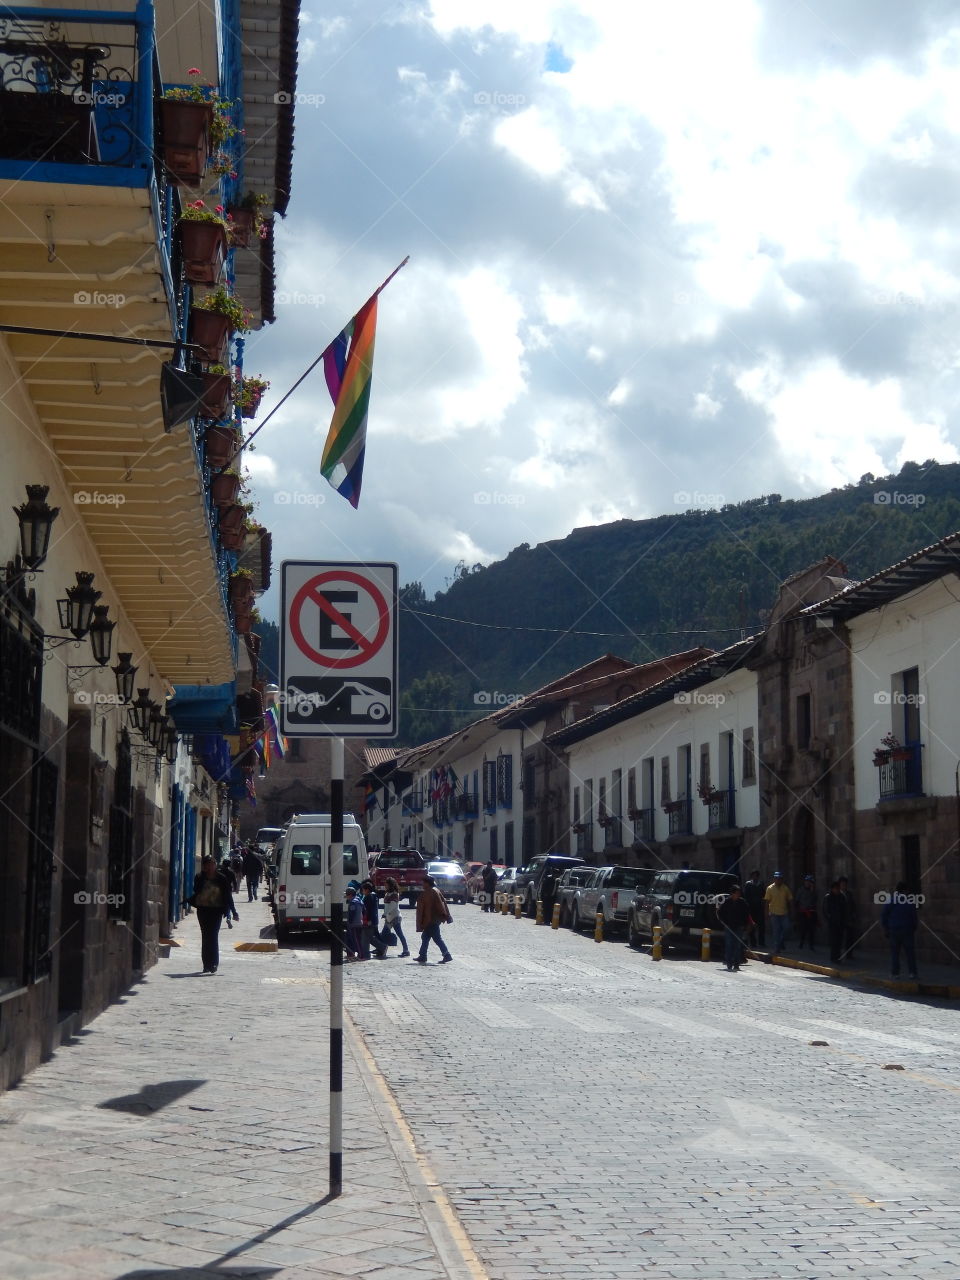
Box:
[564,667,760,845]
[848,576,960,808]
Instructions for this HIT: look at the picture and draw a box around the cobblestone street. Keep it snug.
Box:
[3,900,960,1279]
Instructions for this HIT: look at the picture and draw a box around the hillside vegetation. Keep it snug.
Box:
[395,461,960,741]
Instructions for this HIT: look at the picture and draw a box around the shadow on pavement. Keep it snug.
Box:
[97,1079,206,1115]
[115,1192,343,1279]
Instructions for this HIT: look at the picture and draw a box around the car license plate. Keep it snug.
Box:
[679,908,695,918]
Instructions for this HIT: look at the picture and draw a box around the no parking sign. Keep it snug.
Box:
[280,560,398,737]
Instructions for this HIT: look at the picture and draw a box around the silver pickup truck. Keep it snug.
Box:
[566,865,656,934]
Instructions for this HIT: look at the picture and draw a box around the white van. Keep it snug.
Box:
[274,812,368,940]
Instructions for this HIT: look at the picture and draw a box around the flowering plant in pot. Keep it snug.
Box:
[178,200,228,284]
[227,190,270,247]
[237,375,270,418]
[190,285,252,362]
[159,69,237,185]
[229,567,254,610]
[218,501,246,538]
[208,150,238,180]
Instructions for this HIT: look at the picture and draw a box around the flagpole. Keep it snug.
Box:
[220,256,410,473]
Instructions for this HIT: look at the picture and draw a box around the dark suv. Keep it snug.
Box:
[628,868,740,951]
[514,854,586,916]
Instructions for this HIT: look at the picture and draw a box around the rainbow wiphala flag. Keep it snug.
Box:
[320,294,378,508]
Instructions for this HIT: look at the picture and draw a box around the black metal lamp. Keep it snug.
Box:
[128,688,154,736]
[163,725,179,765]
[148,706,168,749]
[87,604,115,667]
[57,571,100,638]
[112,652,137,704]
[13,484,59,569]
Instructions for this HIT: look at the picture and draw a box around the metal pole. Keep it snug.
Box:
[329,736,344,1198]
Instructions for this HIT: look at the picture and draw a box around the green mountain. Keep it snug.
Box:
[397,460,960,738]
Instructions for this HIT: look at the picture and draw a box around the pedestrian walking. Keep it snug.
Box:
[742,869,766,948]
[187,854,236,973]
[381,877,410,957]
[242,846,263,902]
[838,876,858,959]
[219,858,241,921]
[345,887,364,960]
[415,875,453,963]
[795,873,818,950]
[764,871,793,954]
[823,880,848,963]
[361,880,381,959]
[539,864,560,923]
[481,859,499,913]
[882,882,919,979]
[716,884,752,971]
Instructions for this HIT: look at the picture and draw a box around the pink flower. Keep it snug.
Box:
[188,67,201,75]
[215,205,224,212]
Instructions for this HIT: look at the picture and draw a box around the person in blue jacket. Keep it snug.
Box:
[881,881,919,979]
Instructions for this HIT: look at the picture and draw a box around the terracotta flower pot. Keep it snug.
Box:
[240,389,263,419]
[200,373,232,420]
[234,612,253,635]
[189,308,231,363]
[220,526,245,551]
[229,577,254,608]
[218,502,246,536]
[159,100,213,186]
[210,472,241,508]
[227,207,255,248]
[180,219,227,284]
[204,424,240,467]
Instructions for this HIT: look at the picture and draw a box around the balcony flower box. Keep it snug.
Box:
[234,611,253,635]
[204,423,240,467]
[179,210,227,285]
[237,376,270,420]
[227,207,256,248]
[200,371,232,420]
[210,472,241,508]
[189,308,231,363]
[873,749,891,767]
[218,502,246,537]
[220,524,245,551]
[158,99,213,186]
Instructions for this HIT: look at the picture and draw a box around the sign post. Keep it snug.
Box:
[279,561,398,1200]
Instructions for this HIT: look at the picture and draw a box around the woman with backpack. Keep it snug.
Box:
[381,877,410,958]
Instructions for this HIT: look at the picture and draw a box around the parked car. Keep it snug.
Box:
[427,860,469,904]
[628,868,740,952]
[369,848,428,904]
[273,815,369,941]
[514,854,586,916]
[572,865,656,934]
[495,866,518,908]
[557,866,598,927]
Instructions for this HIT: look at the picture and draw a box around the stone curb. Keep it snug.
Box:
[746,949,960,999]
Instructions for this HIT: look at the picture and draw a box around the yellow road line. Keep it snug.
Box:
[344,1002,490,1279]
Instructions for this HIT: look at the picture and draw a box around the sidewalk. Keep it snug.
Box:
[746,937,960,999]
[0,903,484,1280]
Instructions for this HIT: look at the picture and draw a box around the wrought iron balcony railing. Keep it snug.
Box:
[666,797,692,836]
[631,807,655,843]
[706,788,736,830]
[876,742,923,801]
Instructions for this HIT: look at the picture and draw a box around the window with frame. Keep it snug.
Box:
[742,727,756,784]
[496,753,513,808]
[660,757,670,805]
[523,756,536,804]
[482,759,497,813]
[626,768,637,813]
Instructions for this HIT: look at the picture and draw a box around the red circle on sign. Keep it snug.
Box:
[289,570,391,670]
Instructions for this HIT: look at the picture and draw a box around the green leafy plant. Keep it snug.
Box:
[193,285,253,333]
[208,150,238,179]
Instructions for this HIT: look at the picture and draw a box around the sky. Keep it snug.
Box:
[245,0,960,617]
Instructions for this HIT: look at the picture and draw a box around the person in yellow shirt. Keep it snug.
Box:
[764,871,793,954]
